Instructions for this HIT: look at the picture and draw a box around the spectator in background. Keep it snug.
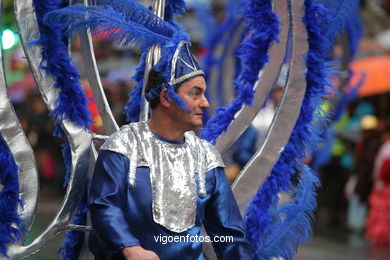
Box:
[354,115,382,204]
[23,91,60,182]
[346,115,381,234]
[366,123,390,245]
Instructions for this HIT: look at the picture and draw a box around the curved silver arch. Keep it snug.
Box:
[79,31,119,134]
[0,0,39,233]
[4,0,92,258]
[232,0,308,215]
[215,0,290,153]
[203,0,290,259]
[78,0,119,135]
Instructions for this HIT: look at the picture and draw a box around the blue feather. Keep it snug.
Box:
[257,165,320,259]
[44,4,174,52]
[311,70,366,170]
[90,0,177,37]
[167,85,189,110]
[124,30,188,123]
[315,0,359,57]
[33,0,91,130]
[201,0,280,143]
[33,0,93,259]
[333,71,366,122]
[0,135,24,257]
[244,0,337,255]
[123,0,188,122]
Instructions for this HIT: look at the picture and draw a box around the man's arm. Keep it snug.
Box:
[203,167,256,260]
[89,150,158,259]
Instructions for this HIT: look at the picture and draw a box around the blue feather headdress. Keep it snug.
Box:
[45,0,204,120]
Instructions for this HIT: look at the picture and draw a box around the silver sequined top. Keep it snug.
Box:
[100,122,224,233]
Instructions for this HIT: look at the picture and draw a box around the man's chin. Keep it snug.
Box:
[187,122,203,133]
[194,119,204,128]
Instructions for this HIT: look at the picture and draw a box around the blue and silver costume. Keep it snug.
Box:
[88,122,255,259]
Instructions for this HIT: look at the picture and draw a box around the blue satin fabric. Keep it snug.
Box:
[88,150,255,260]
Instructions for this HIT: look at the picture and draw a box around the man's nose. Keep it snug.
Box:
[200,94,209,109]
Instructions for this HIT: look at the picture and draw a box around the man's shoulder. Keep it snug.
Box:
[100,123,140,157]
[185,132,225,170]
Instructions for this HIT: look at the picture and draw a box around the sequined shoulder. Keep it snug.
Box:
[184,131,225,171]
[200,138,225,171]
[100,124,137,158]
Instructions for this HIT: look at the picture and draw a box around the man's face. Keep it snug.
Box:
[172,76,209,131]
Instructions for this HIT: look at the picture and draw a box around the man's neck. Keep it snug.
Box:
[147,112,186,142]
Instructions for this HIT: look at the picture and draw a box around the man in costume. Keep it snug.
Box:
[88,41,256,259]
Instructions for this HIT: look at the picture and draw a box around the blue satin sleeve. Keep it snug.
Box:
[88,150,140,258]
[204,168,256,260]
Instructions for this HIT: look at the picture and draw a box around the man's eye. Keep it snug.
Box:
[189,90,201,96]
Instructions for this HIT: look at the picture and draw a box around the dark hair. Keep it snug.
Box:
[145,68,166,109]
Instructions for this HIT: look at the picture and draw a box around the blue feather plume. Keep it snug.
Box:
[90,0,177,37]
[33,0,93,259]
[309,0,364,171]
[44,4,174,52]
[123,0,190,123]
[33,0,91,130]
[333,71,366,122]
[244,0,337,256]
[124,29,189,122]
[315,0,359,57]
[311,71,366,170]
[257,164,320,259]
[201,0,280,143]
[0,135,24,257]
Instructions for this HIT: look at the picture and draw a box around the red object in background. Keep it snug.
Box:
[41,152,56,180]
[348,56,390,97]
[365,158,390,246]
[85,87,103,133]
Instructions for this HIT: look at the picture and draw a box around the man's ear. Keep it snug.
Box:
[159,88,170,108]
